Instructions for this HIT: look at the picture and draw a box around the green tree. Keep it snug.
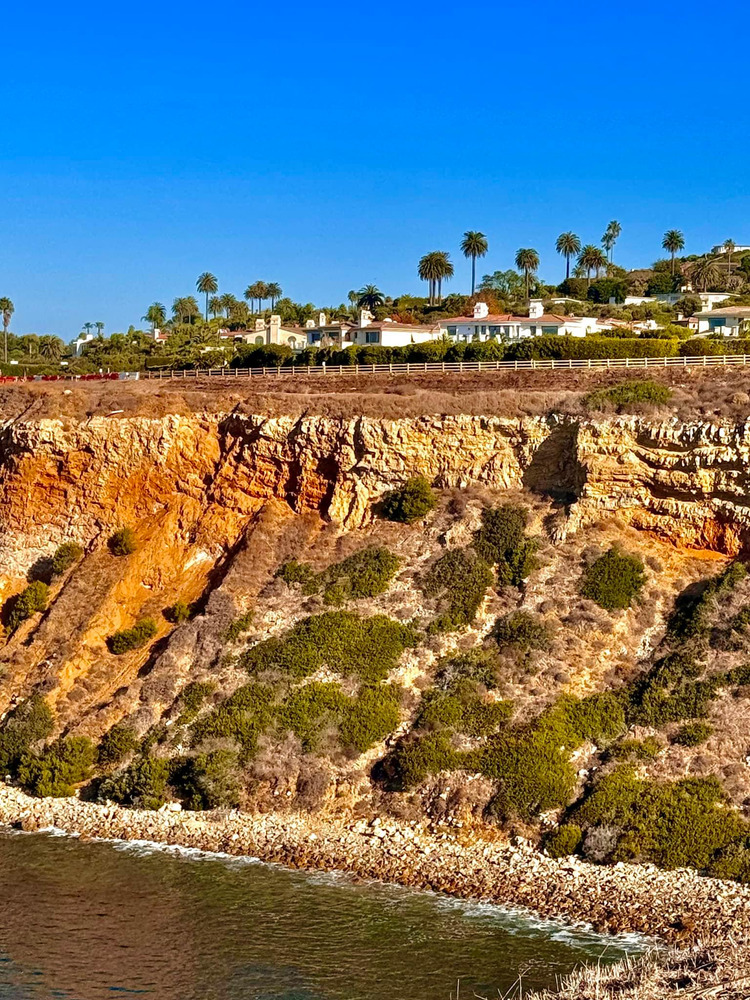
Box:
[219,293,237,318]
[244,282,266,314]
[460,231,489,296]
[196,272,218,322]
[434,251,454,301]
[172,297,200,324]
[689,255,721,292]
[514,248,540,299]
[662,230,685,277]
[602,220,621,262]
[38,335,64,361]
[142,303,166,330]
[266,283,282,309]
[577,245,607,285]
[724,239,736,276]
[418,252,441,305]
[356,284,385,311]
[554,233,581,281]
[208,295,222,318]
[0,297,14,364]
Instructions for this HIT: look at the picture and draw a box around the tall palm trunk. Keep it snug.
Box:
[3,323,7,364]
[566,254,570,280]
[671,252,675,277]
[471,255,476,295]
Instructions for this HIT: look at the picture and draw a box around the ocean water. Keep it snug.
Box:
[0,829,642,1000]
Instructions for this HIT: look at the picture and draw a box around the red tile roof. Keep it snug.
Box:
[439,313,570,325]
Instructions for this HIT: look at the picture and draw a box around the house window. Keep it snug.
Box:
[503,326,510,336]
[365,331,380,344]
[255,336,264,345]
[709,318,725,329]
[288,338,297,350]
[529,325,537,336]
[311,332,321,343]
[447,326,457,336]
[541,325,558,335]
[488,326,499,339]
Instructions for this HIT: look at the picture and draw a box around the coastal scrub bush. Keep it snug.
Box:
[4,581,50,633]
[189,682,276,754]
[108,527,137,556]
[415,680,512,738]
[98,754,170,810]
[339,685,402,754]
[277,560,317,592]
[96,723,139,768]
[672,721,712,746]
[627,649,725,726]
[581,547,645,611]
[379,732,459,791]
[0,695,54,775]
[574,767,750,874]
[223,610,254,643]
[668,563,746,641]
[278,548,400,605]
[434,647,503,690]
[18,736,95,797]
[240,611,418,684]
[169,749,241,810]
[421,548,493,632]
[583,380,672,411]
[494,611,552,652]
[50,542,84,576]
[108,618,158,654]
[164,600,191,624]
[474,504,538,587]
[176,681,216,725]
[276,682,348,751]
[380,476,437,523]
[545,824,583,858]
[607,736,663,762]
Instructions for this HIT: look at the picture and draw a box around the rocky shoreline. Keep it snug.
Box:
[2,783,750,947]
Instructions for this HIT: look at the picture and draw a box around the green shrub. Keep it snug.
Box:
[672,721,712,747]
[108,527,137,556]
[381,476,437,523]
[473,504,538,586]
[627,649,725,726]
[494,611,552,652]
[545,824,583,858]
[679,338,750,357]
[164,600,191,624]
[18,736,95,797]
[339,685,402,754]
[240,611,418,684]
[416,681,511,738]
[581,548,645,611]
[189,682,276,753]
[276,682,348,751]
[176,681,216,725]
[277,560,317,591]
[574,767,750,874]
[5,581,50,633]
[583,380,672,411]
[506,336,678,362]
[169,749,241,810]
[108,618,158,655]
[96,723,139,768]
[434,647,502,690]
[608,736,663,761]
[668,563,746,641]
[223,610,254,643]
[321,547,400,605]
[421,548,493,632]
[50,542,84,576]
[98,754,170,809]
[0,695,54,775]
[379,732,459,790]
[728,663,750,686]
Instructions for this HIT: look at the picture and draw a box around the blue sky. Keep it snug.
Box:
[3,0,749,338]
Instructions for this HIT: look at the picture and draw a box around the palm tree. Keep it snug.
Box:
[266,283,282,309]
[38,335,63,361]
[94,321,105,338]
[724,239,736,276]
[142,303,166,330]
[208,296,222,318]
[578,245,607,285]
[172,296,200,324]
[515,248,540,299]
[689,256,721,292]
[418,252,442,305]
[434,251,454,301]
[244,282,265,313]
[0,297,14,364]
[555,233,581,280]
[460,231,489,296]
[196,272,218,321]
[83,322,93,339]
[602,220,622,262]
[356,284,385,311]
[219,293,237,318]
[662,230,685,277]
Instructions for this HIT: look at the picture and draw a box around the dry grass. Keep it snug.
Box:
[523,940,750,999]
[4,367,750,422]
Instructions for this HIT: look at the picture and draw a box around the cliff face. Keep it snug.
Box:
[1,409,750,582]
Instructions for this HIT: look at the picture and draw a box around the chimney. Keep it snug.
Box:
[255,318,265,332]
[529,299,544,319]
[270,315,281,341]
[305,319,316,329]
[359,308,373,327]
[319,311,327,327]
[473,301,489,319]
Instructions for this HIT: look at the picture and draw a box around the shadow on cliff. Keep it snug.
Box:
[521,422,585,504]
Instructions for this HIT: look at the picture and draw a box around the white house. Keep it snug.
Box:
[306,309,440,349]
[72,332,97,355]
[438,300,603,342]
[228,316,307,350]
[693,306,750,336]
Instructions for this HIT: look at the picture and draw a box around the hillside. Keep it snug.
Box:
[4,374,750,925]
